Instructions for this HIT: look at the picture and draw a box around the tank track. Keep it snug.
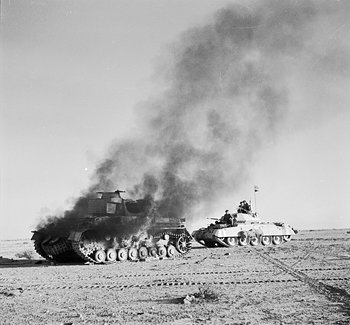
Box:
[71,240,99,264]
[158,231,192,258]
[34,236,84,263]
[33,239,53,261]
[195,234,290,248]
[33,231,192,264]
[69,231,193,264]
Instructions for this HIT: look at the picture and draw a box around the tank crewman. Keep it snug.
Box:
[221,210,232,224]
[238,200,251,214]
[231,214,238,227]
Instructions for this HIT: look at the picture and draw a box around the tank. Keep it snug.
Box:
[192,201,297,248]
[32,190,192,263]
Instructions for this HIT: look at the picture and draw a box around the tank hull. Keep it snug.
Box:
[32,222,192,264]
[192,213,296,248]
[32,191,193,264]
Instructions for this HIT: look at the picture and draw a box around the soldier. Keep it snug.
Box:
[221,210,232,224]
[238,200,251,214]
[231,214,238,227]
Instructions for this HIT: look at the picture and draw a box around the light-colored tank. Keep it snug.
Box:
[192,201,297,248]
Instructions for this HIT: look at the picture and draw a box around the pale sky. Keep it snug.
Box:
[1,0,349,239]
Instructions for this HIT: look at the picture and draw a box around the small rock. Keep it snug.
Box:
[224,252,231,256]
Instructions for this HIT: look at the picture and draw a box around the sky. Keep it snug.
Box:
[1,0,349,240]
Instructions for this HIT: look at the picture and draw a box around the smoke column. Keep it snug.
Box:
[38,0,350,232]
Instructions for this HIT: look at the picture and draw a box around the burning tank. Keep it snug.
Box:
[192,200,297,248]
[32,190,192,263]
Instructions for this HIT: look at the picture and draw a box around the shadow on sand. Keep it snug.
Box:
[0,257,88,268]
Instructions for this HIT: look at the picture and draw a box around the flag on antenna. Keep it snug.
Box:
[254,185,259,192]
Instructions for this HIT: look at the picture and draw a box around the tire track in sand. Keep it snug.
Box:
[254,250,350,318]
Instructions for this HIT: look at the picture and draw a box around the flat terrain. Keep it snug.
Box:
[0,229,349,325]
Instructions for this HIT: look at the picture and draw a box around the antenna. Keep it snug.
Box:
[254,185,259,214]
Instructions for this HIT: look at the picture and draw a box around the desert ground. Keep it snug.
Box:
[0,229,349,325]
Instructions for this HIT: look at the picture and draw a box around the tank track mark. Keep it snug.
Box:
[254,250,350,313]
[20,277,350,293]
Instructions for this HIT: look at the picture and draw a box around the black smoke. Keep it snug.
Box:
[37,0,350,233]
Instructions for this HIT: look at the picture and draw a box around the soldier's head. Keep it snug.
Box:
[225,210,229,213]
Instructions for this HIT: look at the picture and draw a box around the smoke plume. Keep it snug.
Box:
[38,0,350,233]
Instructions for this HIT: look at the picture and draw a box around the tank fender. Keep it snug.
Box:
[31,231,41,241]
[68,231,85,241]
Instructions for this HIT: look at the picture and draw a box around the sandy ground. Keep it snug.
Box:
[0,229,349,325]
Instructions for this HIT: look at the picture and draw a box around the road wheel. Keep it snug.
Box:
[238,236,248,246]
[272,236,282,245]
[283,235,292,242]
[106,248,117,262]
[138,246,148,260]
[225,237,238,246]
[261,236,271,246]
[250,237,259,246]
[94,249,106,263]
[128,247,138,261]
[117,248,128,261]
[167,245,176,258]
[148,247,157,257]
[157,246,167,259]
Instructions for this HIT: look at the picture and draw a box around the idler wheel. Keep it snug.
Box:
[225,237,238,246]
[175,235,189,253]
[128,247,138,261]
[272,235,282,245]
[283,235,292,242]
[167,245,176,258]
[106,248,117,262]
[117,248,128,261]
[238,236,248,246]
[261,236,271,246]
[94,249,106,263]
[148,247,157,258]
[250,237,259,246]
[138,247,148,260]
[157,246,167,259]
